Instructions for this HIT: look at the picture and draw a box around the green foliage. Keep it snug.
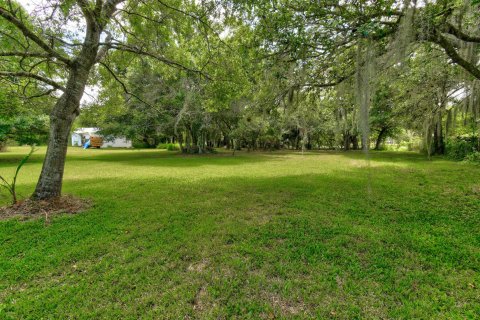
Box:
[75,0,480,156]
[464,151,480,163]
[0,47,51,149]
[157,143,180,151]
[12,115,49,146]
[131,140,154,149]
[0,115,49,149]
[446,137,478,161]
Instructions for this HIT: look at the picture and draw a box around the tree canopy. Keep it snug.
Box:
[1,0,480,198]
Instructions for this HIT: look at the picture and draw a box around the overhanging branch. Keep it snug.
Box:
[0,71,65,91]
[434,32,480,80]
[301,72,354,89]
[110,43,211,79]
[445,23,480,43]
[99,62,155,108]
[0,6,72,66]
[0,51,52,58]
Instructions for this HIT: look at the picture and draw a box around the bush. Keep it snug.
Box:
[445,137,477,161]
[167,143,179,151]
[464,151,480,163]
[132,140,150,148]
[0,115,49,150]
[157,143,179,151]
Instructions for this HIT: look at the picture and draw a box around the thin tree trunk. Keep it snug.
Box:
[433,113,445,155]
[343,134,350,151]
[0,140,7,152]
[351,135,359,150]
[374,128,387,150]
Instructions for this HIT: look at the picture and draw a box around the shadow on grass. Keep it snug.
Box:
[0,148,446,170]
[336,149,446,164]
[0,149,282,168]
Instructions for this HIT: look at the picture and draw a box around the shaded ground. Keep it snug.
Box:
[0,147,479,319]
[0,195,91,221]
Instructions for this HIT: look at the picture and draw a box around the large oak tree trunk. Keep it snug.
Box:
[31,11,104,199]
[33,107,77,199]
[2,0,118,200]
[32,61,96,199]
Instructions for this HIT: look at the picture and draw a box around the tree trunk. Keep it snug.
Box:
[32,108,76,199]
[185,131,191,153]
[351,135,359,150]
[0,140,7,152]
[25,2,113,199]
[433,113,445,155]
[374,128,387,150]
[32,54,98,199]
[32,72,89,199]
[223,135,230,149]
[177,131,184,152]
[343,134,350,151]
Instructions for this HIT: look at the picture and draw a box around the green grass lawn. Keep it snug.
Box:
[0,147,479,319]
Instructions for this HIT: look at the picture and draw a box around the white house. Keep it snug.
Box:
[71,128,132,148]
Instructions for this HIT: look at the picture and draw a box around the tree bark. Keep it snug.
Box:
[343,134,350,151]
[32,65,92,199]
[1,0,124,199]
[0,140,7,152]
[33,109,75,199]
[433,114,445,155]
[32,18,102,199]
[374,128,387,150]
[351,135,359,150]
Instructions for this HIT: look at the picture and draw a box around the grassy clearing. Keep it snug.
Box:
[0,147,479,319]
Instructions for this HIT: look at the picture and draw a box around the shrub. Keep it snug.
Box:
[157,143,179,151]
[166,143,179,151]
[445,137,477,161]
[464,151,480,163]
[132,140,151,148]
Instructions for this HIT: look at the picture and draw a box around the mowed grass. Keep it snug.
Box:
[0,147,479,319]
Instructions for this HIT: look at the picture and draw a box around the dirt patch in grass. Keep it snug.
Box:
[0,195,91,221]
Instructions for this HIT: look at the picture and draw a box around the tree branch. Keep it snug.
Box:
[99,62,130,94]
[434,32,480,80]
[0,6,72,66]
[76,0,97,25]
[99,61,166,113]
[95,31,112,62]
[301,72,354,89]
[444,23,480,43]
[101,0,125,24]
[26,88,56,99]
[109,43,211,79]
[0,51,52,58]
[0,71,65,91]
